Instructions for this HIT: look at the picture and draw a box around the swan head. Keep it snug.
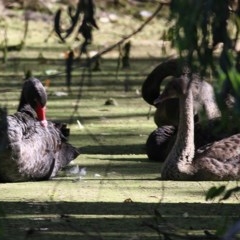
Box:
[18,77,48,127]
[154,76,191,105]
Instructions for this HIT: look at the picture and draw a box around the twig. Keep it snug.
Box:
[43,2,165,79]
[89,3,164,64]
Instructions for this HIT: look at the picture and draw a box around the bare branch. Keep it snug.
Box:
[89,3,164,63]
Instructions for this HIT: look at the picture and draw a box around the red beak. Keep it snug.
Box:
[35,102,47,127]
[35,103,46,121]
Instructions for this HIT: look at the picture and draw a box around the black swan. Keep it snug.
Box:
[155,75,240,181]
[142,58,221,161]
[142,57,220,126]
[0,77,80,182]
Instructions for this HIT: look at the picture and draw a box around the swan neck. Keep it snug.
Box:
[162,89,195,179]
[177,92,195,151]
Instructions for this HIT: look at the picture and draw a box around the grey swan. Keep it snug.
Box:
[142,58,221,161]
[0,77,80,182]
[155,75,240,181]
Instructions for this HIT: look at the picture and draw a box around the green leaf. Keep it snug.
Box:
[205,185,226,201]
[220,186,240,201]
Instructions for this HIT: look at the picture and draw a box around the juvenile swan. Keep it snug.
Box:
[155,76,240,181]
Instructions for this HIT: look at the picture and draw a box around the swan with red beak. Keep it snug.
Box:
[0,77,80,182]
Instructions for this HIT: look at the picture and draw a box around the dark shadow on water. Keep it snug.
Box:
[80,144,146,155]
[51,112,151,125]
[0,201,239,240]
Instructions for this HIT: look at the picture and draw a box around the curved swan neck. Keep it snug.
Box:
[162,86,195,179]
[142,58,182,105]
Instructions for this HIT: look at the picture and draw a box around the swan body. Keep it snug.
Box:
[145,125,176,161]
[146,116,240,162]
[155,76,240,181]
[0,78,80,182]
